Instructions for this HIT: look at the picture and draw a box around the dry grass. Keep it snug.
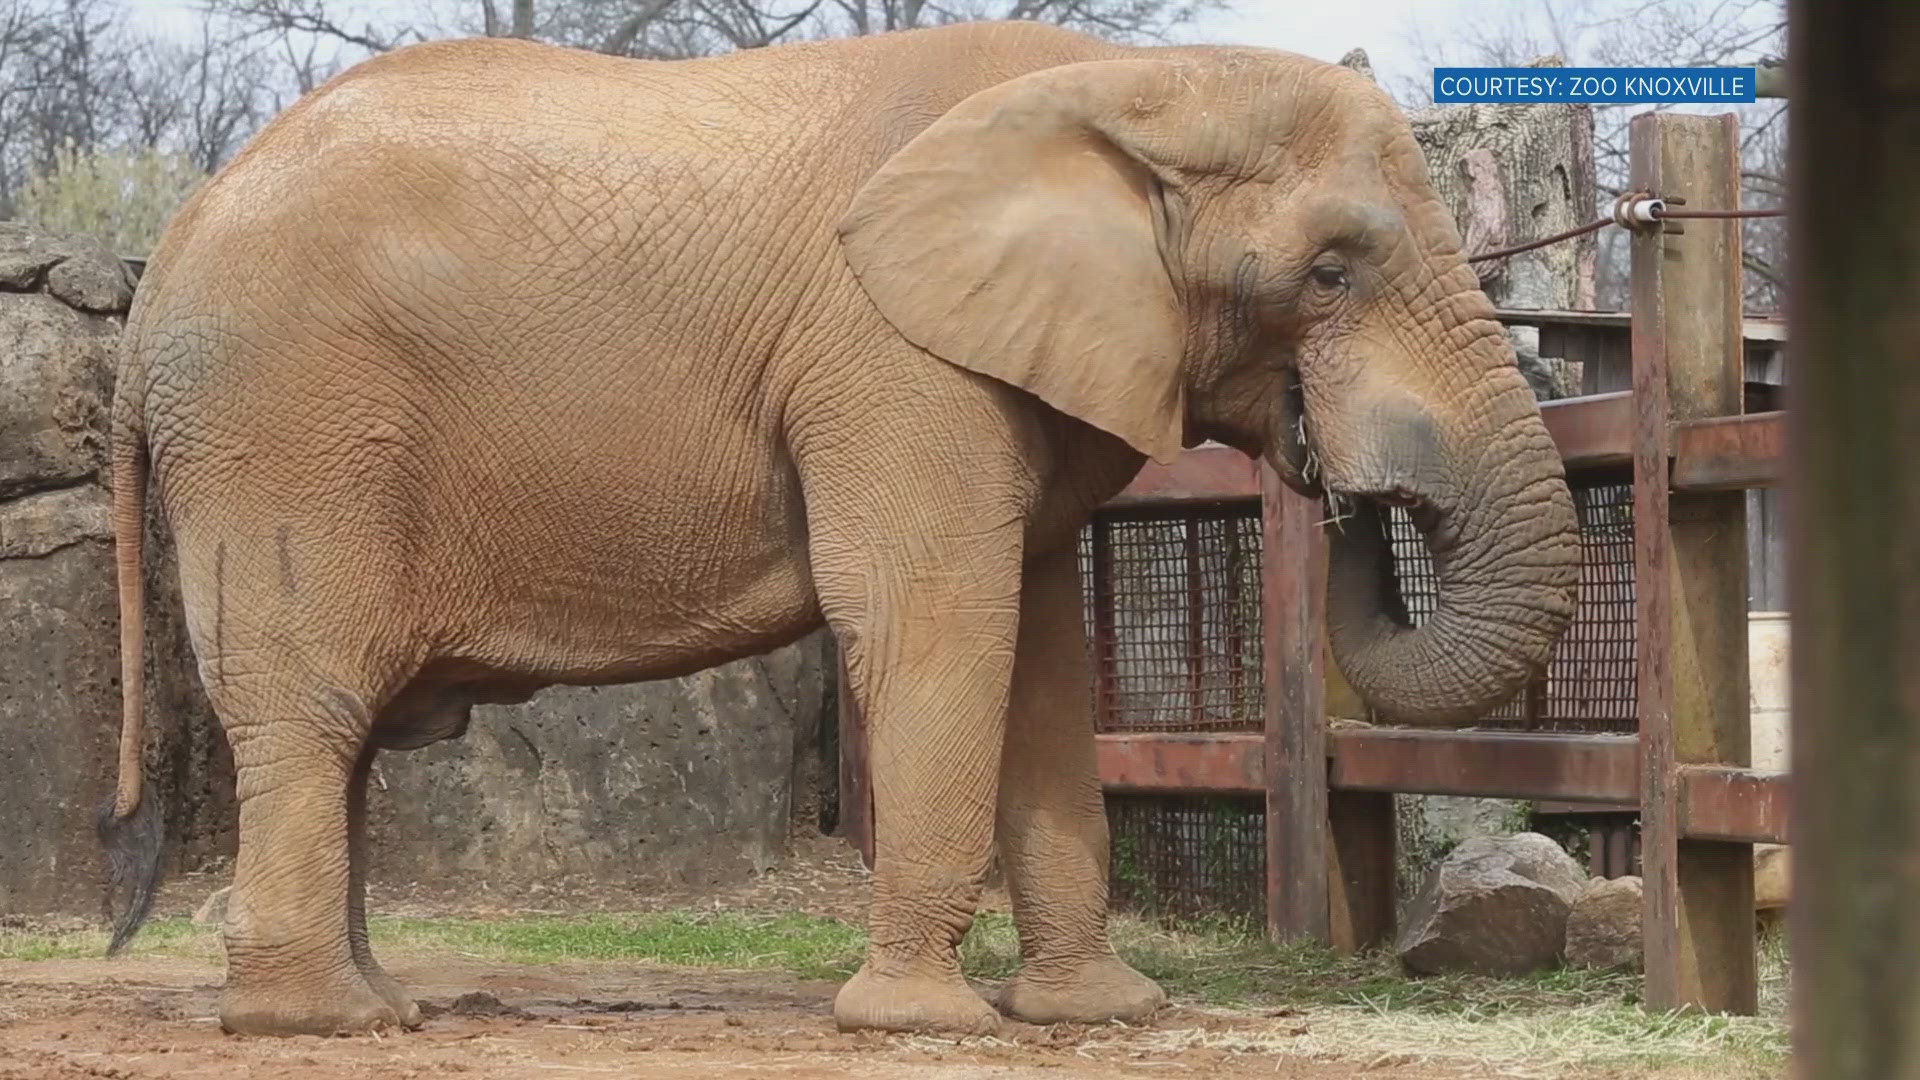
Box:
[1080,1001,1785,1078]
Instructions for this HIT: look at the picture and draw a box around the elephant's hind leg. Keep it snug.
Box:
[203,633,421,1035]
[348,745,420,1026]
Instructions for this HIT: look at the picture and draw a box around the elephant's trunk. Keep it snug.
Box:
[1318,383,1581,727]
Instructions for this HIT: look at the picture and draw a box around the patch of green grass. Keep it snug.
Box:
[2,907,1788,1075]
[0,912,870,976]
[368,911,868,979]
[1093,914,1788,1077]
[0,917,214,961]
[2,908,1777,1023]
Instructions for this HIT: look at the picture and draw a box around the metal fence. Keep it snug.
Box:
[1078,506,1264,734]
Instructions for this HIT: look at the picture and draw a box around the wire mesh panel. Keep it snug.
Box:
[1077,505,1265,732]
[1384,476,1638,732]
[1106,793,1265,922]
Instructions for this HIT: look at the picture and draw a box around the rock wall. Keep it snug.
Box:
[0,223,226,916]
[0,223,835,917]
[366,637,836,902]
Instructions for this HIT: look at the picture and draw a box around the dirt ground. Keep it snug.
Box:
[0,953,1555,1080]
[1,837,1480,1080]
[0,837,1776,1079]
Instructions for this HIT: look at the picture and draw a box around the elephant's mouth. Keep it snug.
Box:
[1271,365,1320,496]
[1271,365,1458,603]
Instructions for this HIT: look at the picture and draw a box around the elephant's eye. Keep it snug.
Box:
[1309,264,1350,292]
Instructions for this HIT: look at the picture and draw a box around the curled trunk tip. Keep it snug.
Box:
[1326,484,1579,727]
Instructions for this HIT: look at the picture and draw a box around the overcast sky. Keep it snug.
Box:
[125,0,1774,98]
[1185,0,1483,87]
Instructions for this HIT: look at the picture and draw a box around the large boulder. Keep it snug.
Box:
[1565,874,1643,971]
[1396,832,1588,976]
[0,224,133,501]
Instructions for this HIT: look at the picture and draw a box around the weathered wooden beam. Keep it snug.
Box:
[1094,732,1263,794]
[1679,766,1790,845]
[1672,411,1784,491]
[1631,109,1757,1015]
[1541,391,1634,470]
[1494,307,1788,344]
[1328,790,1397,952]
[1109,443,1259,506]
[1328,729,1641,803]
[1097,729,1639,803]
[1785,3,1920,1072]
[1263,464,1329,944]
[1104,387,1781,513]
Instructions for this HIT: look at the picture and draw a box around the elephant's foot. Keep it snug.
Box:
[994,955,1166,1026]
[219,970,414,1036]
[358,963,423,1028]
[833,961,1002,1035]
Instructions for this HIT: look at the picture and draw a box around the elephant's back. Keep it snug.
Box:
[119,21,1135,483]
[126,23,1124,415]
[127,41,784,416]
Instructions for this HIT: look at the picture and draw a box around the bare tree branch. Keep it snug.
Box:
[207,0,410,55]
[601,0,680,54]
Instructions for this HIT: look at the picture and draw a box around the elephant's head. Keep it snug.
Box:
[836,48,1580,725]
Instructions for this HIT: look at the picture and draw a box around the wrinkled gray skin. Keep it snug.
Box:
[102,21,1579,1040]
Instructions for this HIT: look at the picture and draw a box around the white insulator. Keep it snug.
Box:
[1613,194,1666,228]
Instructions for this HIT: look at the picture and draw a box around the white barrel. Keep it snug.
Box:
[1748,611,1791,772]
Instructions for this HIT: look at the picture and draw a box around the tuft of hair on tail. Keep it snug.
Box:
[96,788,163,955]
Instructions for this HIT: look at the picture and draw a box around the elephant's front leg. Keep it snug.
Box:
[992,548,1166,1024]
[805,478,1026,1035]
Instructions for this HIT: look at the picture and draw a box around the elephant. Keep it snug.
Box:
[97,19,1581,1039]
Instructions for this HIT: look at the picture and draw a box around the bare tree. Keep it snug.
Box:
[0,0,159,216]
[5,0,1224,249]
[482,0,538,38]
[210,0,1225,69]
[1400,0,1787,312]
[0,0,286,247]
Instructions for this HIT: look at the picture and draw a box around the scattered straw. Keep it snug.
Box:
[1078,1003,1785,1079]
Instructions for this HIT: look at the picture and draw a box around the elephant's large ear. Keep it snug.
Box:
[836,60,1193,464]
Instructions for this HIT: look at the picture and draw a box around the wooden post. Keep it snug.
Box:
[1324,643,1396,950]
[1630,110,1756,1013]
[1327,789,1397,950]
[1262,463,1329,942]
[1786,2,1920,1073]
[835,648,874,870]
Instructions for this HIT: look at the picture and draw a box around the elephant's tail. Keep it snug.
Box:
[97,383,162,956]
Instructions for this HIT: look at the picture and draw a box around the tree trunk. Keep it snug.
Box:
[1407,75,1600,402]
